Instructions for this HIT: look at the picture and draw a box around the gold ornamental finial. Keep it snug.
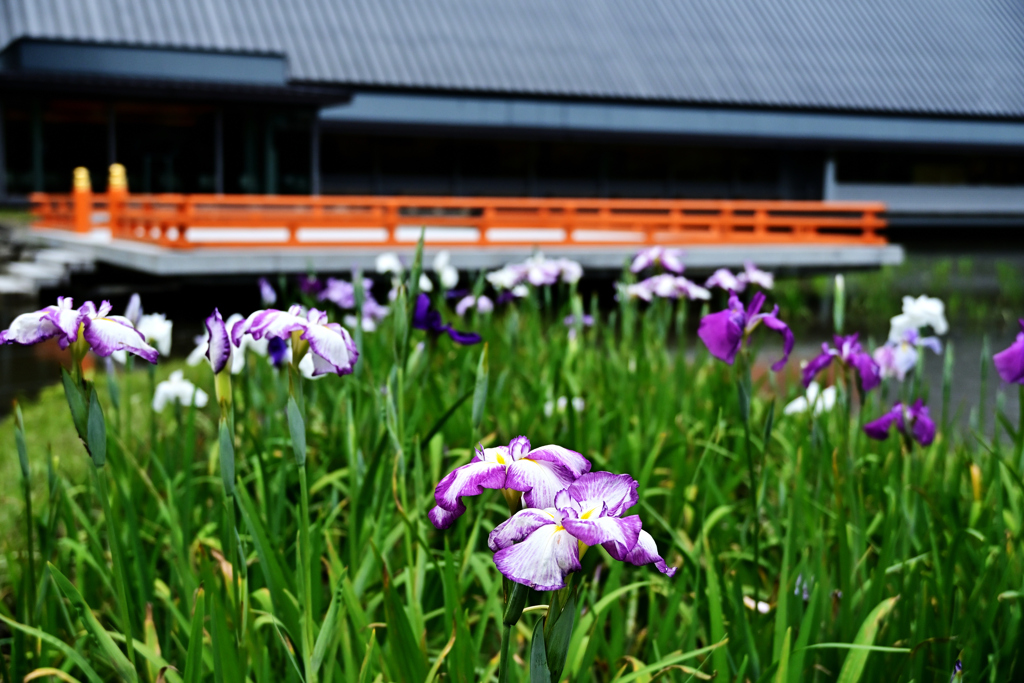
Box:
[108,163,128,191]
[73,167,91,192]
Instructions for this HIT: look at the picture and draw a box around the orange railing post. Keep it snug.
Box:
[107,163,128,236]
[72,167,92,233]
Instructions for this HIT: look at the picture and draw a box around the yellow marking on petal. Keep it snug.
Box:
[495,452,506,464]
[580,506,599,520]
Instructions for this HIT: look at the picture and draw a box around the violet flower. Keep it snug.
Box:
[993,319,1024,384]
[297,275,325,295]
[412,294,481,344]
[188,312,269,375]
[204,309,232,374]
[864,400,936,446]
[318,277,375,309]
[428,436,591,529]
[232,304,358,376]
[1,296,82,349]
[258,277,277,306]
[563,314,595,327]
[802,333,881,393]
[630,246,685,274]
[873,329,943,382]
[489,471,676,590]
[267,337,290,367]
[697,292,794,371]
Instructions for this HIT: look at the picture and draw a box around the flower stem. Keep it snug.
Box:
[298,464,317,683]
[92,466,137,671]
[738,356,759,588]
[497,623,512,683]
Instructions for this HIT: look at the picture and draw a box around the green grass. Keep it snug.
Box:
[1,277,1023,683]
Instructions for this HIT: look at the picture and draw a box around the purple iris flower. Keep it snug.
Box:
[994,319,1024,384]
[802,333,881,393]
[1,297,158,363]
[205,308,232,374]
[412,294,481,345]
[428,436,591,529]
[318,277,375,309]
[864,400,936,446]
[489,471,676,590]
[630,247,685,274]
[233,304,358,376]
[697,292,794,371]
[297,275,325,295]
[705,268,744,292]
[124,293,143,327]
[258,277,277,306]
[267,337,289,367]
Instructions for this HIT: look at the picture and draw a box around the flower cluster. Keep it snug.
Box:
[429,436,675,590]
[620,274,710,302]
[487,253,583,292]
[705,262,774,292]
[316,276,391,332]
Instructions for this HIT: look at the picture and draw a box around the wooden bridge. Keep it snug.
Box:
[25,167,901,275]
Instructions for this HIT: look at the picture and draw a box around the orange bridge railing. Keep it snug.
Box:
[31,190,887,249]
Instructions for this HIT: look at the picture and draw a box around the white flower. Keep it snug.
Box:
[152,370,208,411]
[571,397,585,412]
[556,396,568,413]
[487,266,524,291]
[543,400,555,417]
[742,596,772,614]
[783,382,837,416]
[432,251,460,289]
[555,258,583,284]
[455,295,494,317]
[375,252,404,276]
[511,284,529,298]
[419,273,434,293]
[343,313,378,332]
[889,295,948,341]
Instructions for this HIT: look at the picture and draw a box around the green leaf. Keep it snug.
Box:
[86,386,106,467]
[545,590,577,681]
[287,396,307,466]
[835,596,900,683]
[419,390,473,449]
[311,579,344,673]
[471,344,489,431]
[613,642,725,683]
[218,419,235,496]
[789,583,820,683]
[703,535,729,679]
[774,628,791,683]
[381,565,427,683]
[0,614,105,683]
[183,590,206,683]
[529,617,551,683]
[49,563,138,682]
[14,402,29,479]
[61,367,88,440]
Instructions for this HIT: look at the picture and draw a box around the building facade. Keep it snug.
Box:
[2,0,1023,225]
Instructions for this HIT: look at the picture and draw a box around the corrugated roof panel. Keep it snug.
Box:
[3,0,1024,118]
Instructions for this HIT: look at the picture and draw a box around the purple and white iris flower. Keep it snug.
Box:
[455,294,494,317]
[232,304,358,377]
[428,436,590,530]
[630,246,685,274]
[617,275,710,302]
[864,400,936,446]
[705,268,744,292]
[697,292,794,371]
[994,319,1024,384]
[486,254,582,290]
[873,329,943,382]
[1,296,81,349]
[783,381,837,416]
[802,333,881,393]
[2,298,159,364]
[204,309,232,374]
[412,294,481,345]
[124,293,143,327]
[258,277,277,306]
[110,294,172,362]
[739,261,774,290]
[488,472,676,590]
[188,312,269,375]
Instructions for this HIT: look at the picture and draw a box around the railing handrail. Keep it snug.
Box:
[30,191,887,249]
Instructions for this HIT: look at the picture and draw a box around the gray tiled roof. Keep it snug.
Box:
[3,0,1024,118]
